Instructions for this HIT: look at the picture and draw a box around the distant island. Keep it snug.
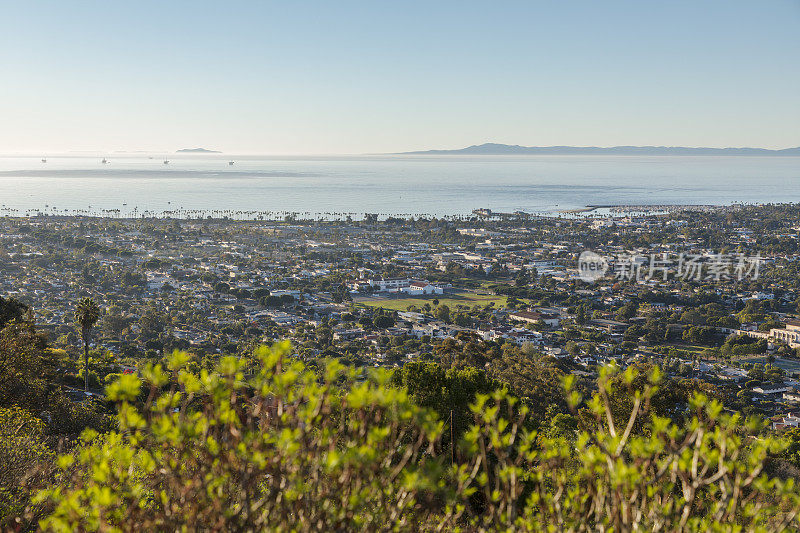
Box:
[176,148,221,153]
[401,143,800,156]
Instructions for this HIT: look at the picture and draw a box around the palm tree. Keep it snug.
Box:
[75,297,101,392]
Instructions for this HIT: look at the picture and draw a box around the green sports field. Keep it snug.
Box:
[354,290,509,312]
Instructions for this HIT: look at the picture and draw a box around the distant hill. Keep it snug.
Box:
[176,148,221,153]
[401,143,800,156]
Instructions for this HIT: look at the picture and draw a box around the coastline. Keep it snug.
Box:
[0,202,777,222]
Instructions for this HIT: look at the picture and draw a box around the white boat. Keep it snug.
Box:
[163,159,169,164]
[228,161,234,166]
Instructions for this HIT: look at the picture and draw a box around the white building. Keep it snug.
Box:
[772,412,800,431]
[508,310,560,328]
[405,281,443,295]
[769,320,800,348]
[368,278,411,292]
[737,319,800,349]
[368,278,444,295]
[753,385,791,395]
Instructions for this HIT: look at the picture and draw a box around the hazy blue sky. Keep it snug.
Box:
[1,0,798,154]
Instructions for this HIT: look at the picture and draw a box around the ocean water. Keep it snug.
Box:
[0,154,798,219]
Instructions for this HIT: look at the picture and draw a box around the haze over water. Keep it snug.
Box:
[0,154,798,219]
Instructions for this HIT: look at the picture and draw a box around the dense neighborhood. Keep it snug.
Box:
[4,204,800,431]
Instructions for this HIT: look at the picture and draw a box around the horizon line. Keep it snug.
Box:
[1,142,799,157]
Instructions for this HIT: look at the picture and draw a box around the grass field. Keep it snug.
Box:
[659,343,709,355]
[355,290,509,312]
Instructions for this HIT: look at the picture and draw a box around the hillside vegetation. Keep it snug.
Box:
[5,339,800,531]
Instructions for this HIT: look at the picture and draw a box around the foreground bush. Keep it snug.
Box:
[28,343,800,531]
[1,407,54,523]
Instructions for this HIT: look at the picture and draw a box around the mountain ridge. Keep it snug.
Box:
[176,147,221,153]
[400,143,800,156]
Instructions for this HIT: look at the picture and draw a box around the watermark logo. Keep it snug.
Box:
[578,250,609,282]
[577,251,762,283]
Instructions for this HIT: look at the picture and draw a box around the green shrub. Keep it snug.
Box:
[0,407,54,523]
[103,372,122,385]
[30,344,800,531]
